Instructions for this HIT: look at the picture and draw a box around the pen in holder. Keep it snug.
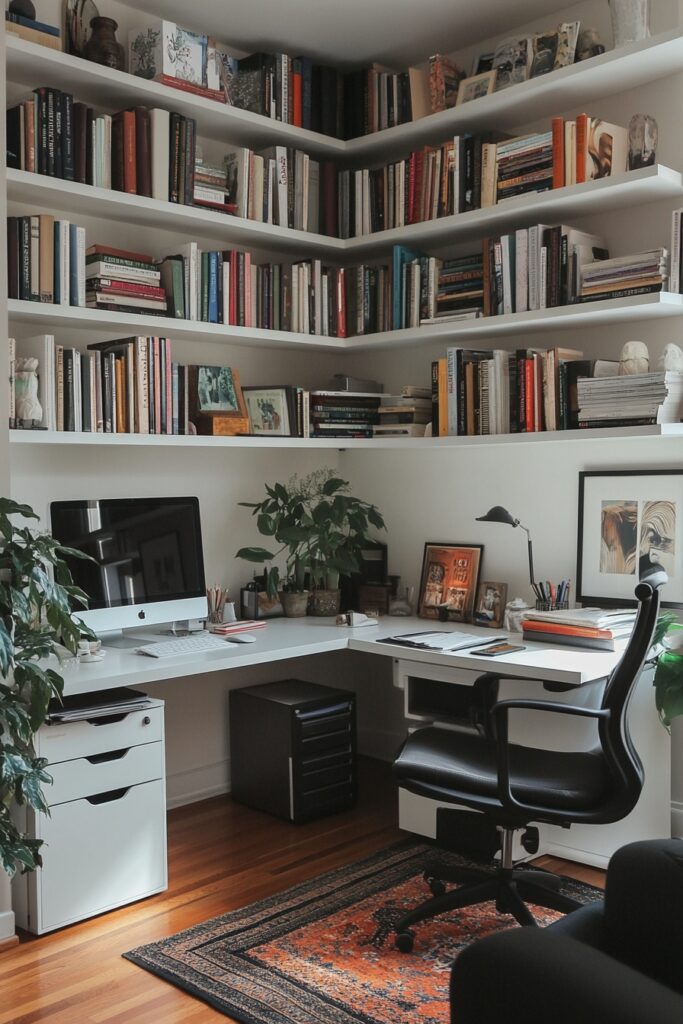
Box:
[533,578,570,612]
[207,585,228,626]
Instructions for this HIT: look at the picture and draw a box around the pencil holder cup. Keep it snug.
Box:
[535,599,570,613]
[223,601,237,623]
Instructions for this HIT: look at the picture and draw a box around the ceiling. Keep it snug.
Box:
[121,0,573,67]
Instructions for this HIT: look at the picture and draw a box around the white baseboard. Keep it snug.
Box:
[165,759,230,810]
[671,801,683,838]
[0,910,15,942]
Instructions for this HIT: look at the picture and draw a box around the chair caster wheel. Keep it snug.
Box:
[427,877,446,897]
[395,930,415,953]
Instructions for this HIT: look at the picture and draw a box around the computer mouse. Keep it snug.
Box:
[226,633,258,643]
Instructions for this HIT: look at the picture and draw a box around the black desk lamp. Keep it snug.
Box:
[476,506,536,590]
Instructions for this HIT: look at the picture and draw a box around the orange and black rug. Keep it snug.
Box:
[124,841,600,1024]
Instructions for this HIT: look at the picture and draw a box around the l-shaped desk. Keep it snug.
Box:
[59,616,671,870]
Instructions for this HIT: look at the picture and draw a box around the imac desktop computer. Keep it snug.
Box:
[50,496,208,645]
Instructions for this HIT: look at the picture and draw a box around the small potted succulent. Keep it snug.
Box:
[236,468,385,617]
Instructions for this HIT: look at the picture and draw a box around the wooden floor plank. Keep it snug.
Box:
[0,758,605,1023]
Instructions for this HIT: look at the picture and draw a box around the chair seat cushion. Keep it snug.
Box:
[393,727,610,811]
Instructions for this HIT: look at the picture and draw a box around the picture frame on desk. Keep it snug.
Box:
[417,542,483,622]
[577,470,683,608]
[474,580,508,628]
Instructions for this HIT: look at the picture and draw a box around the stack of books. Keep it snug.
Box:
[374,392,431,437]
[522,607,637,651]
[6,214,85,306]
[577,371,683,428]
[579,248,669,302]
[495,131,554,204]
[308,391,382,439]
[5,10,61,49]
[422,253,485,323]
[85,245,167,316]
[193,157,234,212]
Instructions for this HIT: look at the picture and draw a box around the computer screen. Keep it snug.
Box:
[50,496,207,636]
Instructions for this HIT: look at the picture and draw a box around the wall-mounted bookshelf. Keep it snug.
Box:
[10,424,683,450]
[9,293,683,352]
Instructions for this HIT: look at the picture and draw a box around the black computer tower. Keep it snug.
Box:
[229,679,357,823]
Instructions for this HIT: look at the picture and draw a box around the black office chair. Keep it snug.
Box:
[450,839,683,1024]
[392,572,666,951]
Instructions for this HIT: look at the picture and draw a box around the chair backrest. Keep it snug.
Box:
[595,570,666,822]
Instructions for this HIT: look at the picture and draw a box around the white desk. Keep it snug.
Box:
[55,617,670,869]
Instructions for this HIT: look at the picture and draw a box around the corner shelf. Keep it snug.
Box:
[7,30,683,162]
[8,165,682,258]
[9,424,683,451]
[9,293,683,351]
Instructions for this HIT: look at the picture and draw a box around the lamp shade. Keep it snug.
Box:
[475,505,519,528]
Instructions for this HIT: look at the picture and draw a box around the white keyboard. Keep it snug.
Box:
[135,634,230,658]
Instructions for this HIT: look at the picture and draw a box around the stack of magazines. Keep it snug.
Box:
[578,248,669,303]
[577,371,683,429]
[521,607,637,651]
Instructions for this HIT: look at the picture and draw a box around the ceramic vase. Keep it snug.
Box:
[610,0,650,48]
[83,17,126,71]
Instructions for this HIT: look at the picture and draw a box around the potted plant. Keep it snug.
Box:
[651,613,683,728]
[236,468,385,617]
[0,498,90,878]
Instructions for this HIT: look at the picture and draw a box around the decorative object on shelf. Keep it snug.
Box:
[83,16,125,70]
[9,0,36,17]
[492,36,532,90]
[417,543,483,622]
[188,365,250,436]
[610,0,650,48]
[555,21,581,67]
[14,357,43,426]
[628,114,658,169]
[619,340,650,374]
[529,31,559,78]
[504,597,531,633]
[129,21,207,85]
[455,71,496,105]
[473,581,508,628]
[0,497,91,878]
[242,387,293,436]
[475,505,537,595]
[575,27,605,61]
[577,469,683,607]
[65,0,99,57]
[662,343,683,371]
[237,469,385,618]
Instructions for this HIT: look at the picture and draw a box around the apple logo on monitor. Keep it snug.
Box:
[138,610,146,619]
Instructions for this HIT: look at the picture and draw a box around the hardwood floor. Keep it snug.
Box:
[0,758,605,1023]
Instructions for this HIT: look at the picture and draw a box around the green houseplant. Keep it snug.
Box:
[236,468,385,616]
[651,613,683,728]
[0,498,90,878]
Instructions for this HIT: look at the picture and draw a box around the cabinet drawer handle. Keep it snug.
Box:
[85,748,129,764]
[87,713,128,727]
[86,787,130,805]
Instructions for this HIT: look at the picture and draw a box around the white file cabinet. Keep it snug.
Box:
[13,697,167,934]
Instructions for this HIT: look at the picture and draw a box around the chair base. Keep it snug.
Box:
[395,858,583,952]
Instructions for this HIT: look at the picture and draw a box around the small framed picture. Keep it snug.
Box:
[471,52,494,76]
[473,581,508,628]
[243,387,292,436]
[417,542,483,622]
[456,70,497,106]
[577,470,683,607]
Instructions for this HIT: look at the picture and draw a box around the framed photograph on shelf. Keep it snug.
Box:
[471,51,494,76]
[473,581,508,628]
[456,70,497,105]
[243,387,292,436]
[577,470,683,608]
[417,542,483,622]
[187,364,250,435]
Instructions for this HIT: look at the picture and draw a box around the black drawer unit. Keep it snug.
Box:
[229,679,357,823]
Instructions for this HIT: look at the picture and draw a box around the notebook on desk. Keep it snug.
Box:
[377,630,505,652]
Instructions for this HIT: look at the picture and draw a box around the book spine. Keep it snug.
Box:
[575,113,589,184]
[169,113,182,204]
[61,92,74,181]
[551,117,565,190]
[55,345,64,431]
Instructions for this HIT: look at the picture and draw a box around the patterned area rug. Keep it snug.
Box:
[124,841,600,1024]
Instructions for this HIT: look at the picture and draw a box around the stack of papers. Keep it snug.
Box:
[378,631,504,652]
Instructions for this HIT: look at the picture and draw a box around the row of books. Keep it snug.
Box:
[431,347,610,437]
[9,334,191,435]
[6,214,86,306]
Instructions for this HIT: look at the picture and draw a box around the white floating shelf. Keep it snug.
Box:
[9,293,683,351]
[8,166,682,258]
[7,30,683,162]
[10,425,683,451]
[6,170,347,257]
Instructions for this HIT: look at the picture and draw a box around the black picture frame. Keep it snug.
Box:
[417,542,484,622]
[577,469,683,608]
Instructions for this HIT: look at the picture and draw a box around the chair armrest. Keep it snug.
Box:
[450,928,683,1024]
[491,698,609,815]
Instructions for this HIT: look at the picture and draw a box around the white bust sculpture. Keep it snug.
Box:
[15,357,43,423]
[661,343,683,371]
[618,341,650,375]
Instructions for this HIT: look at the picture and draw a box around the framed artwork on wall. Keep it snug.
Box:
[417,542,483,622]
[577,470,683,608]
